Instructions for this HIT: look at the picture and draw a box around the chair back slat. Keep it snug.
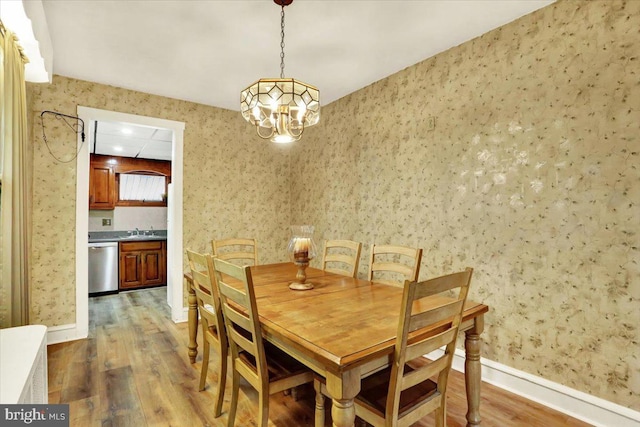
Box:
[367,243,423,287]
[187,249,213,298]
[409,300,464,332]
[217,278,250,308]
[192,269,217,324]
[405,328,458,361]
[217,251,256,262]
[413,273,469,299]
[322,239,362,278]
[373,244,419,258]
[222,304,254,336]
[226,321,258,356]
[372,261,413,278]
[401,355,449,390]
[325,253,355,265]
[212,238,258,266]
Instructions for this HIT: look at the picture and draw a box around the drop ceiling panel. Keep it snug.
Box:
[91,120,173,161]
[95,134,148,149]
[138,141,173,161]
[97,121,156,139]
[94,144,141,158]
[151,129,173,142]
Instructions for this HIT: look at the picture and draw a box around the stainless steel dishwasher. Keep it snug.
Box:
[88,242,119,295]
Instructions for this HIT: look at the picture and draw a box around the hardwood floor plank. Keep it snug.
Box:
[47,341,72,396]
[60,338,98,402]
[97,324,132,372]
[132,374,182,426]
[49,287,594,427]
[68,396,100,426]
[99,366,146,425]
[48,390,61,405]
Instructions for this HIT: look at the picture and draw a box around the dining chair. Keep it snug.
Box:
[367,243,423,287]
[212,238,259,266]
[186,250,228,418]
[321,239,362,278]
[212,257,313,427]
[315,268,473,427]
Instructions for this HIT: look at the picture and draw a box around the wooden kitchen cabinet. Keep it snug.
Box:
[89,161,116,209]
[89,154,171,209]
[119,241,166,290]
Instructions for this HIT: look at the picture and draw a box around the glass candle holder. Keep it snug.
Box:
[287,225,317,290]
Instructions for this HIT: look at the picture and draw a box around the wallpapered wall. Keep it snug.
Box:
[291,0,639,411]
[25,0,638,412]
[27,77,293,326]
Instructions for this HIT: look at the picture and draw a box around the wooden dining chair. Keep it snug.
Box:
[367,243,423,287]
[186,250,228,418]
[212,238,259,266]
[321,239,362,278]
[315,268,473,427]
[212,257,313,427]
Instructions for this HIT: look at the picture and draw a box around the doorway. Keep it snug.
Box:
[74,107,185,341]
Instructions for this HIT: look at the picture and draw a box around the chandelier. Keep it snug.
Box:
[240,0,320,143]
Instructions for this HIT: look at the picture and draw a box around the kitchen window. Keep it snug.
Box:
[117,173,168,206]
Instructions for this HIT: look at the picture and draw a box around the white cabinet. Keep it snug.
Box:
[0,325,48,403]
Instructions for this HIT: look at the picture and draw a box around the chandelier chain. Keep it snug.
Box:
[280,5,285,79]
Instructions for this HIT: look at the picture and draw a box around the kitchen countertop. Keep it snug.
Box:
[89,230,167,243]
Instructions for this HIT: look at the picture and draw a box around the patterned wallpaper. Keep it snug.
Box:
[24,0,638,412]
[27,77,292,326]
[290,0,639,411]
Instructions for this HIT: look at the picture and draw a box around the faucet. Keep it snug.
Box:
[150,226,154,236]
[135,228,139,236]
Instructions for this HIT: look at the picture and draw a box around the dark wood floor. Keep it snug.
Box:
[47,287,592,426]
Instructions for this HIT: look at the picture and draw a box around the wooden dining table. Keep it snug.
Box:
[185,262,489,427]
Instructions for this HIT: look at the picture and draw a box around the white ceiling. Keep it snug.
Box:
[42,0,554,113]
[91,121,173,161]
[43,0,554,160]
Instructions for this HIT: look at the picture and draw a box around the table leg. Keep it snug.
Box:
[326,371,360,427]
[186,277,198,363]
[314,380,325,427]
[464,315,484,427]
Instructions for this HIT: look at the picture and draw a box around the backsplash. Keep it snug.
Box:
[88,207,168,232]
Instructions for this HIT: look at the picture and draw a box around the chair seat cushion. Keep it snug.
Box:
[356,365,439,419]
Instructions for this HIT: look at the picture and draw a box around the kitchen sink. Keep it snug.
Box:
[88,231,166,244]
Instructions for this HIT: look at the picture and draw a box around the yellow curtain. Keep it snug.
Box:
[0,21,31,328]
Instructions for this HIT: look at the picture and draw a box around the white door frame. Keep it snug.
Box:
[71,107,185,342]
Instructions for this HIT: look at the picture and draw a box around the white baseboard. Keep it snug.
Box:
[46,323,85,345]
[426,348,640,427]
[48,306,188,345]
[173,306,189,323]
